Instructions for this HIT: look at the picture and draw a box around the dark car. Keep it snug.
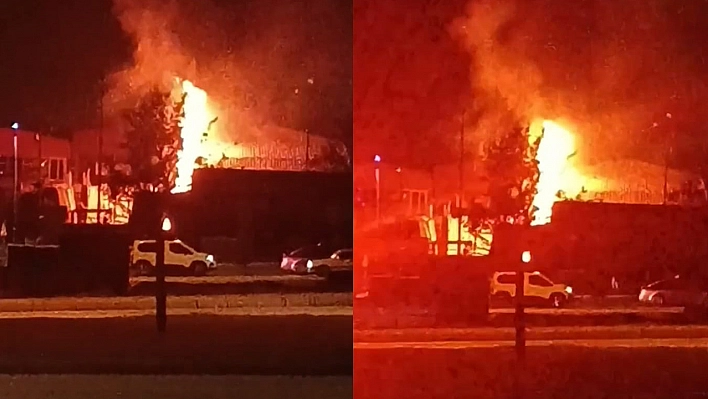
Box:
[280,243,336,274]
[638,276,708,307]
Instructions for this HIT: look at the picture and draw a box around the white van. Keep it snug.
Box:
[491,271,573,308]
[130,239,216,276]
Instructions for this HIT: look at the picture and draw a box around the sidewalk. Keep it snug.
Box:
[355,324,708,343]
[0,292,353,312]
[0,307,353,318]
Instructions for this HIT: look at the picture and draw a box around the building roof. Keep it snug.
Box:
[0,128,71,158]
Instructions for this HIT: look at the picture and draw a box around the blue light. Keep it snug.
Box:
[11,123,19,130]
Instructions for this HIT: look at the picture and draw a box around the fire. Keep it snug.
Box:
[529,120,577,226]
[172,79,217,194]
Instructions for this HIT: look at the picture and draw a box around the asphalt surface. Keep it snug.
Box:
[128,273,352,296]
[355,299,701,329]
[356,309,694,329]
[0,263,352,298]
[0,313,352,375]
[0,292,353,312]
[0,375,352,399]
[355,325,708,342]
[356,337,708,349]
[0,307,352,318]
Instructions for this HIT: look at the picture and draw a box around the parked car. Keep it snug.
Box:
[490,271,573,308]
[130,239,216,277]
[639,276,708,307]
[307,248,353,279]
[281,243,336,274]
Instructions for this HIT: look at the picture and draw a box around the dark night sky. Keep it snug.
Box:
[355,0,708,173]
[0,0,352,146]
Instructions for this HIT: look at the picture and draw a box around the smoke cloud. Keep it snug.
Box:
[106,0,350,145]
[451,0,704,165]
[106,0,251,142]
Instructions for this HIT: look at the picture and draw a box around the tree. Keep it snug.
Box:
[484,125,540,223]
[112,88,184,194]
[309,142,352,172]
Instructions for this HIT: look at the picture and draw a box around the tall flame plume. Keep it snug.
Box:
[529,120,577,226]
[172,79,217,194]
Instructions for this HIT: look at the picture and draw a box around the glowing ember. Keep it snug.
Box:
[172,79,217,194]
[529,120,576,226]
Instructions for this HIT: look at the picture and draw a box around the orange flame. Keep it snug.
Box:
[529,120,577,226]
[172,79,217,194]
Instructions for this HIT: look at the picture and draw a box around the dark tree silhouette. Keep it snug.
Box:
[484,125,540,223]
[309,142,352,172]
[113,88,185,194]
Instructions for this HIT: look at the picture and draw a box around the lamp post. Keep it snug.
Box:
[374,155,381,226]
[11,123,19,244]
[517,250,530,359]
[514,250,531,399]
[156,213,171,333]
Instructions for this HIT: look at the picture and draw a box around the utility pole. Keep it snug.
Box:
[663,147,669,205]
[36,133,41,182]
[374,155,381,227]
[97,78,105,223]
[662,113,673,205]
[458,109,465,256]
[11,123,19,244]
[305,129,310,170]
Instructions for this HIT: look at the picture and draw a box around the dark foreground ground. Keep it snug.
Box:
[0,375,352,399]
[355,347,708,399]
[0,314,352,375]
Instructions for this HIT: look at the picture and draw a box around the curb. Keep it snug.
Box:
[0,293,353,313]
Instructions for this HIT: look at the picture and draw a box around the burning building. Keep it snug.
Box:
[71,75,349,226]
[66,0,350,225]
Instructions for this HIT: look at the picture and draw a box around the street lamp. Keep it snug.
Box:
[521,250,531,263]
[662,113,673,205]
[161,216,173,232]
[374,155,381,226]
[11,123,19,244]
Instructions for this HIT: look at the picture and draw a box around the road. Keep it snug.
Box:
[0,307,352,318]
[0,313,352,375]
[356,337,708,349]
[128,271,352,296]
[0,292,353,312]
[356,306,693,329]
[210,262,287,276]
[355,324,708,343]
[0,263,353,311]
[0,375,352,399]
[354,329,708,399]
